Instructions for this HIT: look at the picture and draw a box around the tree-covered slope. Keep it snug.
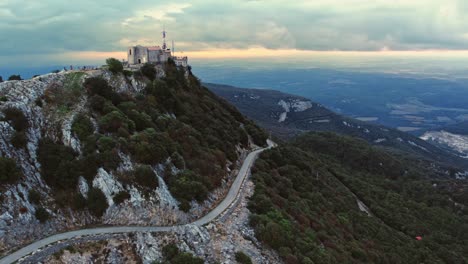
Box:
[249,132,467,264]
[0,61,268,253]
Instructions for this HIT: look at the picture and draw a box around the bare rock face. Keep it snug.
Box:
[32,177,281,264]
[0,73,86,253]
[0,71,168,253]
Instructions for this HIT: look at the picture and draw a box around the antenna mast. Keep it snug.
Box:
[172,40,175,56]
[162,25,167,50]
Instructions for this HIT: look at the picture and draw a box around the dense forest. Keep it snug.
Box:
[249,132,467,263]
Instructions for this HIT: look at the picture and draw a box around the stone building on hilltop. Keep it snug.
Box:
[127,30,188,67]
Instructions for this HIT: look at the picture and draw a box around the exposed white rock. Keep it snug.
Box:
[78,176,90,198]
[59,250,94,263]
[421,131,468,157]
[278,112,287,123]
[277,99,313,122]
[357,199,372,216]
[292,100,313,112]
[62,112,83,154]
[93,168,123,207]
[117,152,134,172]
[313,119,330,123]
[156,174,179,209]
[455,171,468,179]
[343,121,352,127]
[134,232,163,264]
[374,138,387,143]
[127,186,145,204]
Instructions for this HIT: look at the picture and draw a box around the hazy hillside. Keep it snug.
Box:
[207,83,468,170]
[0,62,268,255]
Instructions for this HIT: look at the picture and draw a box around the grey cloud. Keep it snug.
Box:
[2,0,468,66]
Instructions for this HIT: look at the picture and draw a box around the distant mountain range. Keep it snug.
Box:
[207,83,468,170]
[197,68,468,134]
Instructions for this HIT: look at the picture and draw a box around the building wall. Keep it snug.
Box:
[148,50,160,63]
[128,47,136,65]
[174,57,188,67]
[128,46,188,66]
[160,50,172,63]
[128,46,149,65]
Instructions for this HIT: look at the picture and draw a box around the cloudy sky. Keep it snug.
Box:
[2,0,468,67]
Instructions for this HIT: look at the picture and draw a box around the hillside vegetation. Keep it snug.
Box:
[249,132,467,264]
[0,60,268,252]
[42,62,262,211]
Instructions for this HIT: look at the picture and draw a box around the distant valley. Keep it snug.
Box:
[207,83,468,171]
[197,67,468,134]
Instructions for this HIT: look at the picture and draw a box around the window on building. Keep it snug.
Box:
[129,49,132,55]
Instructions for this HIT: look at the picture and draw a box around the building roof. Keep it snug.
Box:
[147,46,162,51]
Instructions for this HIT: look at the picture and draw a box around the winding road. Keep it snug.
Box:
[0,141,274,264]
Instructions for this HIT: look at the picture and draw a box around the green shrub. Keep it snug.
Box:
[98,111,135,134]
[127,110,153,131]
[0,157,22,183]
[117,101,137,114]
[87,187,108,217]
[2,107,28,131]
[96,150,121,171]
[28,189,41,204]
[140,63,156,81]
[0,96,7,102]
[106,58,123,74]
[162,243,203,264]
[89,95,107,113]
[8,75,21,81]
[162,243,180,260]
[129,130,170,164]
[245,123,268,147]
[35,97,43,107]
[133,165,158,189]
[84,77,113,98]
[102,101,120,115]
[147,79,170,98]
[35,207,50,223]
[168,170,208,209]
[97,136,116,152]
[37,139,78,189]
[11,131,27,149]
[114,191,130,205]
[71,113,94,141]
[72,193,87,210]
[235,251,253,264]
[171,152,185,169]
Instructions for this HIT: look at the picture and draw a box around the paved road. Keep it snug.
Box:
[0,142,274,264]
